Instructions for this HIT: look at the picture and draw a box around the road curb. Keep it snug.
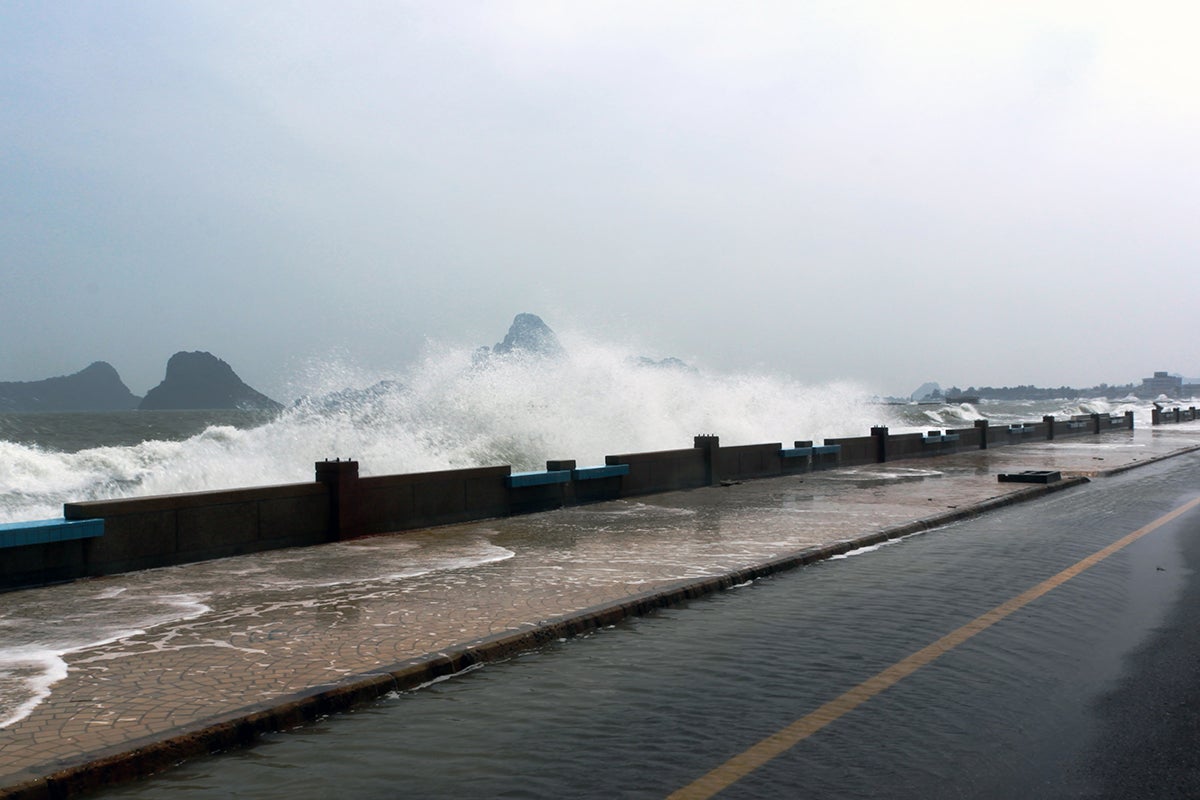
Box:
[1090,444,1200,478]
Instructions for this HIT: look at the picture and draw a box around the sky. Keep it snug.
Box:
[3,1,1198,400]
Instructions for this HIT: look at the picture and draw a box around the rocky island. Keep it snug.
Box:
[0,353,280,412]
[139,352,282,411]
[0,362,141,412]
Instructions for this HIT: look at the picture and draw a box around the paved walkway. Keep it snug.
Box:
[2,425,1200,798]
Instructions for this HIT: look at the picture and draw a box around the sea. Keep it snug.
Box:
[0,336,1161,526]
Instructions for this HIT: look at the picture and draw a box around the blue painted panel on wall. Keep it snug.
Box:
[506,470,572,488]
[0,518,104,549]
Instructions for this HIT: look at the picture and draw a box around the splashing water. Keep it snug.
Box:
[891,396,1154,432]
[1,334,886,523]
[2,327,1183,525]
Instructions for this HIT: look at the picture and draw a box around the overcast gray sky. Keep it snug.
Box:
[3,1,1197,399]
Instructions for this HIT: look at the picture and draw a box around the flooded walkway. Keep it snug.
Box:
[3,426,1200,798]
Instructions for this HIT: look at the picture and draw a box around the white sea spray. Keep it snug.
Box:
[0,334,885,523]
[0,328,1181,525]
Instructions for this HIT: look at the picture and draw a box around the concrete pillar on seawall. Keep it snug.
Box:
[694,435,720,486]
[316,459,361,541]
[871,426,888,463]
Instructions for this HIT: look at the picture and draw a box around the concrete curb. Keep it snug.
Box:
[1,473,1100,800]
[1089,444,1200,478]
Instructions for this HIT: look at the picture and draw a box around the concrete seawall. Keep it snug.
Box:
[1152,404,1198,425]
[1,412,1138,592]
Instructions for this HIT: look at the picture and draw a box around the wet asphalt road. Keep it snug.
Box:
[696,456,1200,800]
[96,452,1200,799]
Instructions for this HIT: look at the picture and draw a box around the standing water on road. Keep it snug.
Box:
[0,530,516,729]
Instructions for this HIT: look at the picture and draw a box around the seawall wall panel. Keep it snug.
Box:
[824,436,875,466]
[719,443,784,481]
[605,449,707,495]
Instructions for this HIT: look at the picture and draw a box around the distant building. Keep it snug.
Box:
[1139,371,1183,398]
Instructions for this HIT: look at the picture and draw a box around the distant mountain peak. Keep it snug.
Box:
[911,382,942,402]
[139,351,281,411]
[489,313,565,358]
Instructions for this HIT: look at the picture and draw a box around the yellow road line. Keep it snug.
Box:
[668,495,1200,800]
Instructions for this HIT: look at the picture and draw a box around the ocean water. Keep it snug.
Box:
[0,334,1158,526]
